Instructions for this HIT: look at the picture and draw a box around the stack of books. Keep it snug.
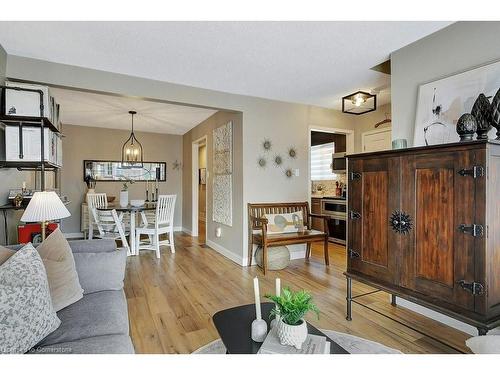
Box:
[258,327,330,354]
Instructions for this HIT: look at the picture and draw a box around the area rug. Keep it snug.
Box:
[192,329,402,354]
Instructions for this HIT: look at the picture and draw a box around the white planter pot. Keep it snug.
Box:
[277,319,308,349]
[119,190,129,208]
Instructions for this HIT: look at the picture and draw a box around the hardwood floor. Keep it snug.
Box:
[124,232,471,354]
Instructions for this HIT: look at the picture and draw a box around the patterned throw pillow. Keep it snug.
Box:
[264,211,304,234]
[0,244,61,354]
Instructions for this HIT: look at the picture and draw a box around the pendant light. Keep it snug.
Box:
[342,91,377,115]
[121,110,144,168]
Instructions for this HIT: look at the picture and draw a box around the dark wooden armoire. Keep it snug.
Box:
[345,140,500,335]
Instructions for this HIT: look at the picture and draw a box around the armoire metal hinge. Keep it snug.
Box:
[350,172,361,181]
[458,224,484,237]
[348,249,360,259]
[457,280,485,296]
[458,166,484,178]
[349,210,361,220]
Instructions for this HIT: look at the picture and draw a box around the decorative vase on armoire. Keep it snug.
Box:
[119,190,129,208]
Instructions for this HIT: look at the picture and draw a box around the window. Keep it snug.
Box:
[310,142,335,180]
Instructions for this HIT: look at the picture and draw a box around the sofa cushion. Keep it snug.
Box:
[32,334,134,354]
[36,228,84,311]
[73,250,126,294]
[69,239,118,253]
[38,290,129,347]
[0,244,61,353]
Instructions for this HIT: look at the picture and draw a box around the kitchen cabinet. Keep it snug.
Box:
[346,140,500,335]
[311,198,323,231]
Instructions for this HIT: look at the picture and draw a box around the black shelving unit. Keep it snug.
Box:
[0,86,62,191]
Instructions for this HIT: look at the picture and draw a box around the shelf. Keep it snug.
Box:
[0,160,61,170]
[0,115,61,133]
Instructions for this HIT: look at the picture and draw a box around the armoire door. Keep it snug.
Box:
[348,156,400,284]
[400,151,476,311]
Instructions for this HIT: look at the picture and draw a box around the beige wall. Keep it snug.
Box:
[61,124,183,234]
[183,111,243,260]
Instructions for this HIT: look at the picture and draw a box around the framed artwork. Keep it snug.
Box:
[212,121,233,226]
[199,168,207,185]
[413,59,500,146]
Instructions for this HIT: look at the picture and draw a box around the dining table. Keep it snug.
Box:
[96,202,156,256]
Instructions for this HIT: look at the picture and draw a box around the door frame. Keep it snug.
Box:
[361,127,392,153]
[307,125,354,202]
[192,135,207,237]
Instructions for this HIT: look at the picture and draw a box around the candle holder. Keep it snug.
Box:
[251,319,268,342]
[145,189,150,202]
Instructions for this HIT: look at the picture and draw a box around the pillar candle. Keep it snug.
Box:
[275,278,281,297]
[253,277,262,320]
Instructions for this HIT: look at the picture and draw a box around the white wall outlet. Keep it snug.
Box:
[294,169,300,176]
[215,227,222,238]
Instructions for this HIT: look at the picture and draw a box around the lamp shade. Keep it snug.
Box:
[21,191,71,222]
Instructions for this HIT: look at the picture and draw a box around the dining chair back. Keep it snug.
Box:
[92,207,131,255]
[87,193,107,239]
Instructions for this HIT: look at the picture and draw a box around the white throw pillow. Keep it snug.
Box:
[36,228,84,311]
[264,211,304,234]
[466,336,500,354]
[0,244,61,354]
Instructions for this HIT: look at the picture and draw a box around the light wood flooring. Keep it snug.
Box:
[124,231,471,354]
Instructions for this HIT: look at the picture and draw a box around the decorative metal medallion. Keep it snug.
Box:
[288,147,297,159]
[390,211,413,235]
[262,139,272,152]
[284,168,293,178]
[274,154,283,167]
[257,157,267,168]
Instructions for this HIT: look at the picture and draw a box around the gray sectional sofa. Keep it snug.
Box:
[8,239,134,354]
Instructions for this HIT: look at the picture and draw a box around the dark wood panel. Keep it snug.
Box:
[415,167,454,286]
[362,171,389,266]
[311,131,346,152]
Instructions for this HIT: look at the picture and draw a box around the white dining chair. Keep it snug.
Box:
[136,195,176,258]
[91,207,132,256]
[87,193,107,240]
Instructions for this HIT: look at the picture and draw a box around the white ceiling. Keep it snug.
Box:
[0,21,452,108]
[50,87,217,135]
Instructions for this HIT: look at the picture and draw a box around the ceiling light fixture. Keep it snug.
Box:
[121,110,144,168]
[342,91,377,115]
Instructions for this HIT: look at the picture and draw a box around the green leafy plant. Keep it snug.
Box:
[265,287,320,326]
[120,178,135,191]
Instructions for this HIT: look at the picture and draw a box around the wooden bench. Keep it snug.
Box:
[247,202,330,274]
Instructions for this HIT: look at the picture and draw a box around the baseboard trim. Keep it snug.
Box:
[182,227,192,235]
[206,239,245,266]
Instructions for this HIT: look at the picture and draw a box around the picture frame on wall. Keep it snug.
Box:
[413,59,500,147]
[199,168,206,185]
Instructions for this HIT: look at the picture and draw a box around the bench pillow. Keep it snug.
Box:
[0,244,61,353]
[264,211,304,234]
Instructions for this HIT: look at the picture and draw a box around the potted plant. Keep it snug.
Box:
[119,178,135,208]
[266,287,320,349]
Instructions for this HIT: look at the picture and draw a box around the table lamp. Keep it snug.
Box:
[21,191,71,241]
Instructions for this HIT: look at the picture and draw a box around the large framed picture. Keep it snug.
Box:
[413,59,500,147]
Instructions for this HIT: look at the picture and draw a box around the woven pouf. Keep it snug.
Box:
[255,246,290,270]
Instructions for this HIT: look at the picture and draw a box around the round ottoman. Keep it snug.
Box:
[255,246,290,270]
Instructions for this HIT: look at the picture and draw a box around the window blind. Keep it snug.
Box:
[311,142,335,180]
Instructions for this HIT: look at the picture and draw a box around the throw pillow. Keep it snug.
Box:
[0,245,15,265]
[264,211,304,234]
[36,228,83,311]
[0,244,61,354]
[466,336,500,354]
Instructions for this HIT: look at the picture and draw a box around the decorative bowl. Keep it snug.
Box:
[130,199,145,207]
[107,196,116,203]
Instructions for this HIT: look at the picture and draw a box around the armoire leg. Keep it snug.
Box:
[391,294,397,306]
[477,327,488,336]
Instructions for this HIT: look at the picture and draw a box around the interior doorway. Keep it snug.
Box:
[191,136,207,243]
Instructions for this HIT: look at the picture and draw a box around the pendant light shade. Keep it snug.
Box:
[121,110,144,168]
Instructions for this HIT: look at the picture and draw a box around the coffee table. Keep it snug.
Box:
[212,302,349,354]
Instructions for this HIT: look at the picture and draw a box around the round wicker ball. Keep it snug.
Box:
[255,246,290,270]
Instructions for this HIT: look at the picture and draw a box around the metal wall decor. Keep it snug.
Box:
[262,139,272,152]
[456,114,477,141]
[491,88,500,140]
[471,93,492,139]
[342,91,377,115]
[390,211,413,235]
[274,155,283,167]
[284,168,293,178]
[257,157,267,168]
[172,160,182,170]
[288,147,297,159]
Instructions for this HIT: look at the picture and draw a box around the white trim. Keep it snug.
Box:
[361,127,392,153]
[63,232,85,239]
[182,227,193,235]
[192,135,208,238]
[206,239,245,266]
